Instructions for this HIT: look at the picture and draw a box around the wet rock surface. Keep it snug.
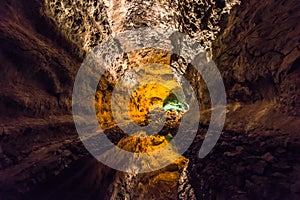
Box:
[4,126,299,200]
[185,129,300,200]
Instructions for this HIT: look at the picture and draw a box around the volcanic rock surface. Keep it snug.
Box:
[0,0,299,200]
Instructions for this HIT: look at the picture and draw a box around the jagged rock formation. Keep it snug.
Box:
[0,0,85,197]
[213,0,300,123]
[108,134,191,199]
[43,0,240,54]
[0,0,299,200]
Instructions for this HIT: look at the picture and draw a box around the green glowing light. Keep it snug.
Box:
[163,101,189,111]
[163,93,189,111]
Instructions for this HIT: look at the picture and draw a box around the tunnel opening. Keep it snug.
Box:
[163,93,189,112]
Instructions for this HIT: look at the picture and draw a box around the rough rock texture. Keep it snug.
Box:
[43,0,240,55]
[173,0,241,51]
[213,0,300,115]
[44,0,111,58]
[0,0,86,197]
[186,0,300,199]
[0,0,299,200]
[211,0,300,134]
[108,134,190,200]
[185,128,300,200]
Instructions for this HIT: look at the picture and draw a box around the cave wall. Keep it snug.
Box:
[42,0,240,54]
[211,0,300,133]
[42,0,241,127]
[214,0,300,112]
[24,0,300,127]
[0,0,87,196]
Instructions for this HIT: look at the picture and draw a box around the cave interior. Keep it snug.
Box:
[0,0,300,199]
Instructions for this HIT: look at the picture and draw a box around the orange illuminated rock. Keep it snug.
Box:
[95,48,185,130]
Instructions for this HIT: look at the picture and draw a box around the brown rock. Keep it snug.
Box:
[62,150,72,157]
[261,152,275,162]
[275,147,287,154]
[224,151,239,157]
[291,182,300,193]
[236,146,244,153]
[271,172,287,179]
[252,161,267,175]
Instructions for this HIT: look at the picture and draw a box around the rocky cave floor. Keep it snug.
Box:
[1,124,300,199]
